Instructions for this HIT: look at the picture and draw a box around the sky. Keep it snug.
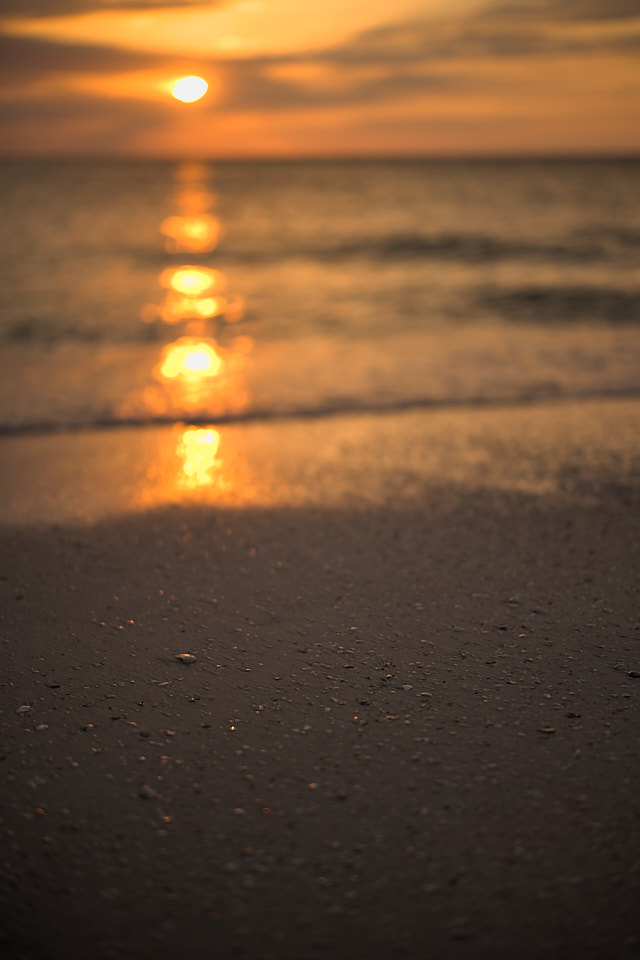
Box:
[0,0,639,157]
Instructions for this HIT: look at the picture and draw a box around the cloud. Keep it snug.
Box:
[2,0,638,95]
[0,0,217,17]
[0,88,173,154]
[208,59,455,114]
[319,0,640,65]
[0,33,169,78]
[2,0,638,87]
[0,28,453,116]
[321,20,548,64]
[0,0,638,156]
[487,1,640,22]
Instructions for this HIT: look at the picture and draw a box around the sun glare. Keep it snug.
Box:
[178,427,221,487]
[160,266,225,296]
[172,76,208,102]
[159,338,223,381]
[160,215,221,253]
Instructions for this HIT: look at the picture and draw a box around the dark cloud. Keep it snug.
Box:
[320,0,640,66]
[1,0,637,88]
[0,33,170,77]
[0,0,216,17]
[486,1,640,22]
[210,60,453,115]
[565,0,640,17]
[322,20,551,64]
[0,88,154,124]
[0,89,173,155]
[0,28,453,117]
[0,0,638,151]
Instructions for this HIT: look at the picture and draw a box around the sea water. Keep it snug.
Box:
[1,158,639,431]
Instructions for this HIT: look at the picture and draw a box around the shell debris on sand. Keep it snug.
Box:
[139,785,159,800]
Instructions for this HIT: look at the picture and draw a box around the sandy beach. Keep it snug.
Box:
[1,396,639,959]
[3,2,640,955]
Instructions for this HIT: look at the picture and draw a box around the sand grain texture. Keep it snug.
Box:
[1,399,639,959]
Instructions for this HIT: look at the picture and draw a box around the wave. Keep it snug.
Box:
[310,232,607,264]
[480,286,640,324]
[2,384,639,438]
[4,320,159,344]
[201,231,614,265]
[114,227,640,269]
[3,318,164,345]
[3,281,638,346]
[575,226,640,250]
[10,226,637,273]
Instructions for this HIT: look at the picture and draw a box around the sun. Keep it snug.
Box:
[172,76,208,103]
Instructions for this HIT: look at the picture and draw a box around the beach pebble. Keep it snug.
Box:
[613,663,628,672]
[139,785,158,800]
[176,653,197,664]
[402,684,414,691]
[532,607,549,615]
[16,705,32,715]
[628,671,640,679]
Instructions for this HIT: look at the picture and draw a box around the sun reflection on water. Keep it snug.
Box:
[143,292,226,324]
[138,423,262,508]
[160,214,221,253]
[157,337,223,381]
[140,160,245,332]
[123,159,255,504]
[160,265,225,297]
[177,427,220,487]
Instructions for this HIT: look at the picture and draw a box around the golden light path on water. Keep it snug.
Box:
[158,338,223,381]
[160,265,225,297]
[160,214,221,253]
[143,292,226,324]
[177,427,220,488]
[129,158,254,506]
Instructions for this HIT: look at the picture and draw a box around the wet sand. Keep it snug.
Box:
[1,398,639,960]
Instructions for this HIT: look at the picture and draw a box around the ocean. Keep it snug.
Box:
[1,158,639,433]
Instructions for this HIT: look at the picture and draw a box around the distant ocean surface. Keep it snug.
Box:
[1,158,639,432]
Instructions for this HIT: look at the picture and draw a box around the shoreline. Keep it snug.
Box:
[1,382,640,439]
[1,397,639,958]
[2,323,640,439]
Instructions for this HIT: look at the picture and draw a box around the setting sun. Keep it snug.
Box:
[172,76,208,103]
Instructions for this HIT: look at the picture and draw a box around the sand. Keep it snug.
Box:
[1,397,639,959]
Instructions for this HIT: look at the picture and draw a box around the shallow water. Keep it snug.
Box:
[1,158,639,431]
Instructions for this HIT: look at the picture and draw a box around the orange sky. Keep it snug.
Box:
[0,0,639,157]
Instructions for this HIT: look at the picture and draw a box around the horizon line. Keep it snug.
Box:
[1,151,639,164]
